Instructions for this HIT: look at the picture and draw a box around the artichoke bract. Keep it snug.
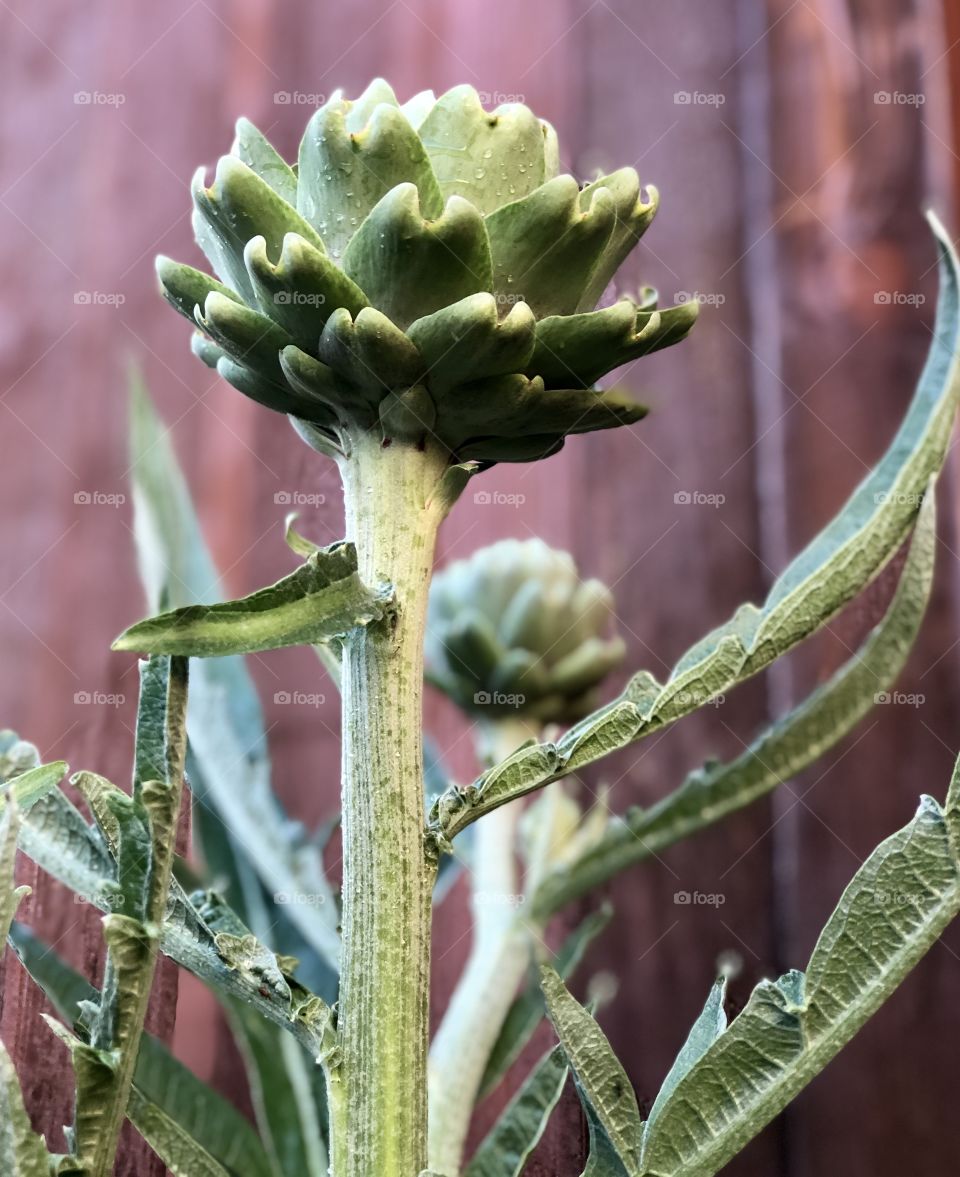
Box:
[426,538,625,721]
[158,80,697,465]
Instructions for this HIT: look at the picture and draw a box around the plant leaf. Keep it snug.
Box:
[580,1097,632,1177]
[479,903,612,1099]
[9,923,273,1177]
[463,1044,568,1177]
[540,966,642,1175]
[529,485,937,917]
[645,979,726,1132]
[638,764,960,1177]
[0,1040,50,1176]
[428,213,960,845]
[113,542,392,656]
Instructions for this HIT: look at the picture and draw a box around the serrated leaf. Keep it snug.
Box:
[638,766,960,1177]
[129,380,341,969]
[480,903,612,1099]
[540,966,642,1174]
[429,213,960,845]
[0,1040,50,1176]
[529,487,936,916]
[463,1044,568,1177]
[114,542,391,657]
[0,801,29,946]
[9,925,273,1177]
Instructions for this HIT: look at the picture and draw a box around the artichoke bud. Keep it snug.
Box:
[164,81,696,464]
[0,730,40,784]
[426,538,626,722]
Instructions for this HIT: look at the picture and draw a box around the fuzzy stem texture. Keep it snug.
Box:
[333,433,448,1177]
[428,716,543,1175]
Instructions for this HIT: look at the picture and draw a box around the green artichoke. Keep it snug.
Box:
[158,79,697,464]
[426,538,625,721]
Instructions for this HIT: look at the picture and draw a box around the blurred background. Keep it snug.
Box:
[3,0,960,1173]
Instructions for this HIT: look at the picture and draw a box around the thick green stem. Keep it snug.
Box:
[333,434,448,1177]
[428,716,542,1176]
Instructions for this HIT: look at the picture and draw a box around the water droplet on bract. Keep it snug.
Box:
[482,148,492,159]
[474,168,485,179]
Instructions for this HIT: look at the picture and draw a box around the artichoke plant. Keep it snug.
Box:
[157,78,696,465]
[427,537,626,721]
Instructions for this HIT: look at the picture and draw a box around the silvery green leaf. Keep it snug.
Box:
[638,764,960,1177]
[540,966,642,1175]
[9,924,273,1177]
[529,486,936,917]
[428,214,960,846]
[645,979,726,1132]
[114,542,392,657]
[0,1040,50,1176]
[0,801,29,946]
[579,1095,633,1176]
[480,903,612,1099]
[462,1044,568,1177]
[128,381,340,968]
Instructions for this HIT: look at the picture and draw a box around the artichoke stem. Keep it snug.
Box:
[428,715,543,1176]
[333,430,448,1177]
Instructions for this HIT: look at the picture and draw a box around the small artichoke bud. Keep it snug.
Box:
[0,730,40,784]
[160,81,697,465]
[426,538,626,722]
